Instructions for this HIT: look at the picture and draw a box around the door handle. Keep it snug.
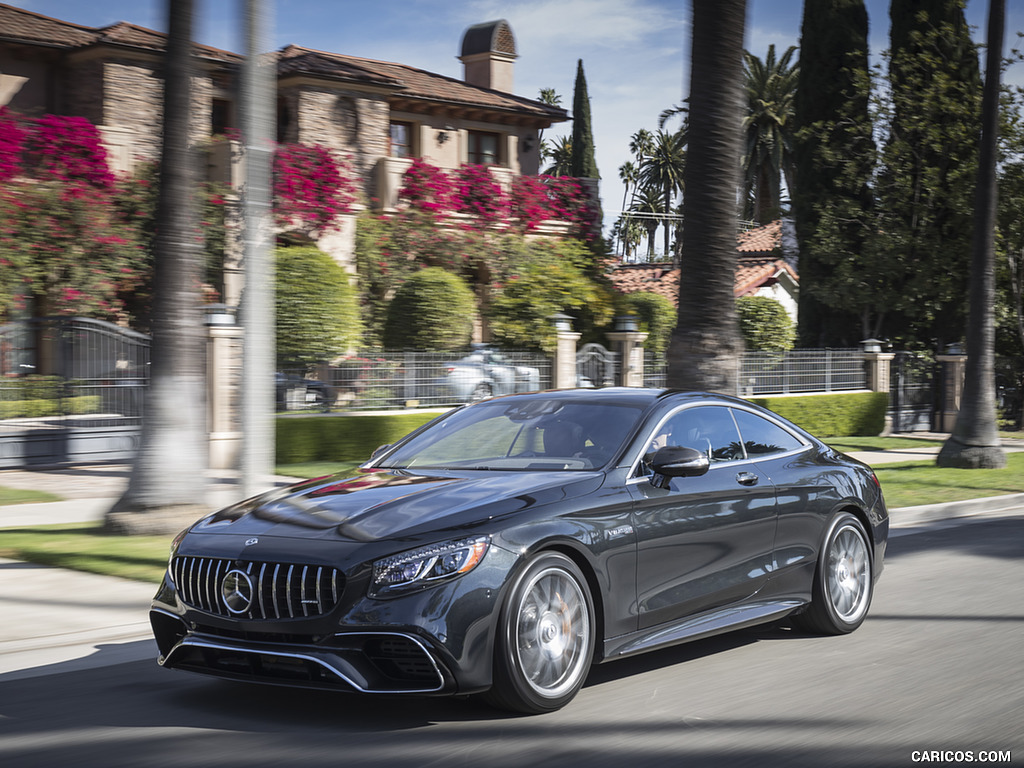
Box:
[736,472,759,486]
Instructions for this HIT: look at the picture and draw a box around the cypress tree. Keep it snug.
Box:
[792,0,874,346]
[877,0,981,346]
[570,59,599,179]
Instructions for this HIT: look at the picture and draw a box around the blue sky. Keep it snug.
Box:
[7,1,1023,234]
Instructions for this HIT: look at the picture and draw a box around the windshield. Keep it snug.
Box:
[377,399,642,471]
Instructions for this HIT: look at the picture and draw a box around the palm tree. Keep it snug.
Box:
[537,87,562,151]
[543,135,573,176]
[638,129,686,258]
[630,186,665,260]
[658,103,687,132]
[742,44,798,223]
[666,0,747,392]
[106,0,209,534]
[937,0,1007,469]
[629,129,655,166]
[617,160,639,256]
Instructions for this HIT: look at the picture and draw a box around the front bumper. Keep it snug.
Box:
[149,543,519,696]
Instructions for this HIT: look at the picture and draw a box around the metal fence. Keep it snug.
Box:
[643,348,867,396]
[737,349,866,395]
[0,317,150,466]
[282,348,553,411]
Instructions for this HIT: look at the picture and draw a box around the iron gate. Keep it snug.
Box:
[0,317,150,467]
[889,352,936,432]
[576,343,618,388]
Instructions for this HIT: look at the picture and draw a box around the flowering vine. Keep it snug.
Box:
[451,164,508,228]
[23,114,117,190]
[0,107,25,184]
[273,142,358,236]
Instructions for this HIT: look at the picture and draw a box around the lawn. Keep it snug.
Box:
[0,486,62,506]
[874,452,1024,509]
[0,522,171,583]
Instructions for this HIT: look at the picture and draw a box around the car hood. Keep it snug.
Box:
[191,468,604,542]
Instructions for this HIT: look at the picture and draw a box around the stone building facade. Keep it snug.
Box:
[0,6,569,301]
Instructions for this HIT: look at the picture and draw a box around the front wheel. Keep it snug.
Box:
[484,552,595,714]
[796,512,873,635]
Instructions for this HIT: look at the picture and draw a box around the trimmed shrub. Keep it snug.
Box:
[275,245,361,368]
[620,291,676,358]
[487,238,614,352]
[0,396,100,419]
[737,295,795,352]
[749,391,889,437]
[382,267,475,351]
[276,412,443,464]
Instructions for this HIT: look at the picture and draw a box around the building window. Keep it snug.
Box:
[468,130,500,165]
[276,98,291,144]
[211,98,233,136]
[390,122,414,158]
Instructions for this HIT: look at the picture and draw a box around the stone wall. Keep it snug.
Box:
[291,86,389,198]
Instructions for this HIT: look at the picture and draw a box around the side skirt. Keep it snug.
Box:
[601,599,806,661]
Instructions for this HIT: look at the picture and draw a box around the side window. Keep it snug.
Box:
[650,406,744,462]
[730,408,805,457]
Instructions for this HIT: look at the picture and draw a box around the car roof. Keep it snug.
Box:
[471,387,735,409]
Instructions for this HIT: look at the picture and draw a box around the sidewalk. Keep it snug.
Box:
[1,443,1023,682]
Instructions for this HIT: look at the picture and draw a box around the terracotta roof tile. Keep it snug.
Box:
[277,45,402,88]
[279,45,564,119]
[0,3,241,63]
[609,222,797,307]
[0,3,95,47]
[737,219,782,253]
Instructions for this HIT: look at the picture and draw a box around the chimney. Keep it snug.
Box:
[459,20,518,93]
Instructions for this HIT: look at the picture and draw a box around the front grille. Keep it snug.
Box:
[172,556,343,620]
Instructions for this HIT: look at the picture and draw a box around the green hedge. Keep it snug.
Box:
[748,391,888,437]
[276,412,444,464]
[0,396,101,419]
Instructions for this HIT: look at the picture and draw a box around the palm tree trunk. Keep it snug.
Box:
[937,0,1006,468]
[105,0,211,533]
[666,0,747,392]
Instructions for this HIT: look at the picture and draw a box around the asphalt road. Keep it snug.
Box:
[0,512,1021,768]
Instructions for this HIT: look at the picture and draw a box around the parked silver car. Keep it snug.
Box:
[443,347,541,402]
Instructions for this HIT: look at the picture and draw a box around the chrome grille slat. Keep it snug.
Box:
[271,563,281,618]
[172,556,343,620]
[286,564,295,618]
[301,565,309,616]
[316,566,323,613]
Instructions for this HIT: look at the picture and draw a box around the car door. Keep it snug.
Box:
[728,406,821,586]
[628,405,779,629]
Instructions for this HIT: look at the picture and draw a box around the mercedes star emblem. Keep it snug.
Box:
[221,569,255,614]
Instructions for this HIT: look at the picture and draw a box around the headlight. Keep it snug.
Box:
[369,536,490,598]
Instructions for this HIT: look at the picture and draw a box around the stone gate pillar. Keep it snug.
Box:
[550,314,581,389]
[936,346,968,433]
[206,305,243,469]
[607,315,648,387]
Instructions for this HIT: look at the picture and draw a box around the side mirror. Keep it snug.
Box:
[647,445,710,489]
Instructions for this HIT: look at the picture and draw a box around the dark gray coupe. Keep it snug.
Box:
[151,388,887,713]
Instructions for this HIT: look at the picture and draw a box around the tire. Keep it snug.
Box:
[484,552,595,714]
[795,512,873,635]
[469,382,492,402]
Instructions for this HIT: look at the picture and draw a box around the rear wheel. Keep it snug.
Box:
[484,552,595,714]
[796,512,873,635]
